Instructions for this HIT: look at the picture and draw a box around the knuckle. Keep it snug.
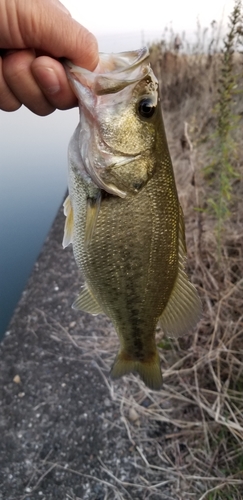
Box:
[0,57,21,111]
[2,50,34,81]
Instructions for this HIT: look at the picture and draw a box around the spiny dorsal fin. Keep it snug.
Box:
[62,195,74,248]
[72,285,103,315]
[84,193,101,248]
[159,206,202,338]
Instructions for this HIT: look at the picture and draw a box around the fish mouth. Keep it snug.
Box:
[97,47,149,74]
[64,47,151,95]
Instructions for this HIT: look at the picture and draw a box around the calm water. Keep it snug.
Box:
[0,106,78,339]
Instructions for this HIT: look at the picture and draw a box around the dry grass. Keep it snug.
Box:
[57,265,243,499]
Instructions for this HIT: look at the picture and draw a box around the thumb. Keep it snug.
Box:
[1,0,99,70]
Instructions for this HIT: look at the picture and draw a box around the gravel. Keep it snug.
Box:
[0,206,146,500]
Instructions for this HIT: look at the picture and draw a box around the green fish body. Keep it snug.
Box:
[63,49,201,390]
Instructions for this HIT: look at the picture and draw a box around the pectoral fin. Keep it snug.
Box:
[159,206,202,338]
[72,285,103,315]
[84,193,101,247]
[62,195,74,248]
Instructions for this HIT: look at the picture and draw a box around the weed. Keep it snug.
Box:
[205,0,242,253]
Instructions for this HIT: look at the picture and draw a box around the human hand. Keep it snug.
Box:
[0,0,98,115]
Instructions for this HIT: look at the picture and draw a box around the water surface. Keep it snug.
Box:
[0,106,78,338]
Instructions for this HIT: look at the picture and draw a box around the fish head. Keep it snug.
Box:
[65,48,161,197]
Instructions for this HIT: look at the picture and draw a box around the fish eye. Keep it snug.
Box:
[138,98,156,119]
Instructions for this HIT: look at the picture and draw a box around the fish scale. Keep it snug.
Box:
[63,48,202,390]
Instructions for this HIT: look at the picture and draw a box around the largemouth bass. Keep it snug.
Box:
[63,48,201,390]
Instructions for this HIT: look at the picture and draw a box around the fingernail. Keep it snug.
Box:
[35,67,61,95]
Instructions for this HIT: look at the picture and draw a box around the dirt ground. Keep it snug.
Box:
[0,206,173,500]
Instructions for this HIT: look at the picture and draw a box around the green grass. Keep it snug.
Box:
[204,0,242,254]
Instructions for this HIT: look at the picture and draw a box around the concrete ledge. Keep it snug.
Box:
[0,206,135,499]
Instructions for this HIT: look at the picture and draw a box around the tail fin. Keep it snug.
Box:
[110,350,162,391]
